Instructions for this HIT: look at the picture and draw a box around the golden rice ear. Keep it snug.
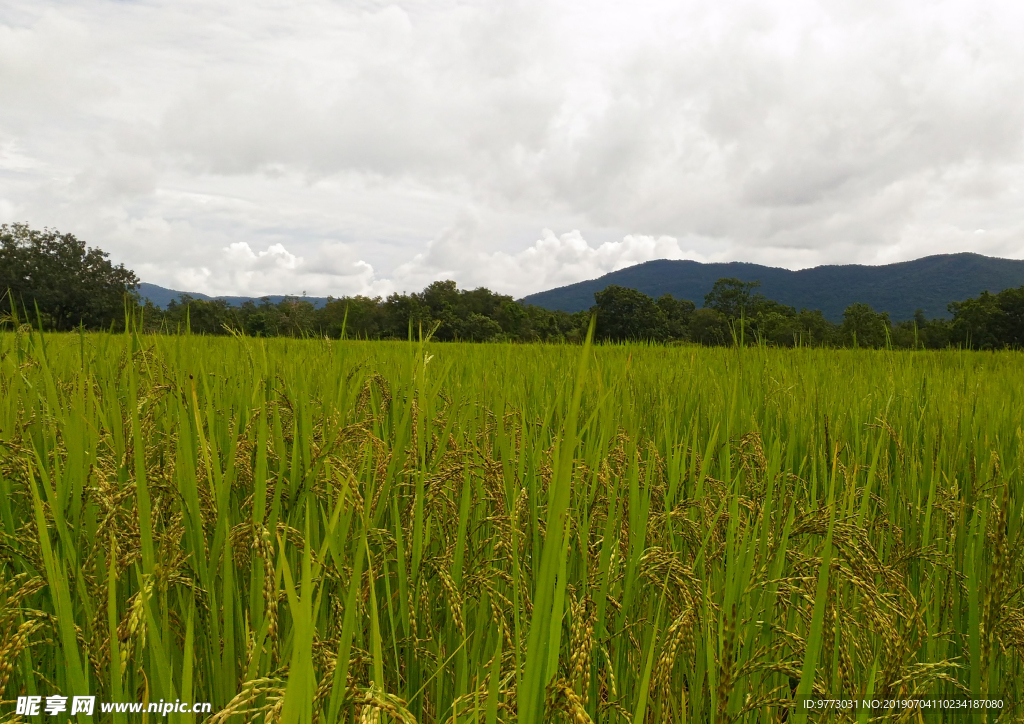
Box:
[544,679,593,724]
[356,683,417,724]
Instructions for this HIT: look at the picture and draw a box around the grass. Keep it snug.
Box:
[1,326,1023,723]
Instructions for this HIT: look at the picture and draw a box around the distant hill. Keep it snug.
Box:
[521,253,1024,321]
[137,282,330,309]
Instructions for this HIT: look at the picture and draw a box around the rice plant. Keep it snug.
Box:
[1,326,1023,722]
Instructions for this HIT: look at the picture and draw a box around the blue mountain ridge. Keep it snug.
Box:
[137,283,329,309]
[520,252,1024,322]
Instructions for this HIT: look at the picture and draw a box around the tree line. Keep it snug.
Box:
[2,222,1023,348]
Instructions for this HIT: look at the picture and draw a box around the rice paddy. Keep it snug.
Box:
[1,327,1023,722]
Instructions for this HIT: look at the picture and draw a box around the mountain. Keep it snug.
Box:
[521,253,1024,321]
[137,283,330,309]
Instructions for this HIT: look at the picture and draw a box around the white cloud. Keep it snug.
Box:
[172,240,391,298]
[2,0,1024,297]
[387,225,706,296]
[141,226,705,299]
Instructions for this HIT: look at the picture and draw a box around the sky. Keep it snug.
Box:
[2,0,1024,299]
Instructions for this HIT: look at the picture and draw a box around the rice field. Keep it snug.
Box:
[1,327,1023,723]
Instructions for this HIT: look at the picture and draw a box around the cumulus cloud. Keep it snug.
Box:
[2,0,1024,297]
[173,240,392,298]
[388,224,706,296]
[155,228,704,299]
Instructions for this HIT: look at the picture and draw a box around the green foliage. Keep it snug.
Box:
[700,278,846,347]
[688,307,731,346]
[0,223,139,330]
[949,286,1024,349]
[655,294,695,339]
[140,284,966,351]
[841,302,892,348]
[703,277,762,320]
[456,313,503,342]
[792,309,841,346]
[3,333,1024,722]
[888,309,952,350]
[132,284,587,342]
[591,285,668,341]
[589,287,698,343]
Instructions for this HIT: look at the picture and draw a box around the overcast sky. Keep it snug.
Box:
[2,0,1023,298]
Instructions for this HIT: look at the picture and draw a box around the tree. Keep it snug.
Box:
[591,285,668,341]
[748,299,798,345]
[381,293,427,339]
[990,287,1024,348]
[704,278,762,320]
[456,313,503,342]
[949,286,1024,349]
[162,296,236,334]
[656,294,696,340]
[688,308,731,346]
[497,301,529,339]
[890,309,950,349]
[318,296,383,339]
[949,292,1000,349]
[273,299,317,337]
[416,280,460,340]
[0,223,139,330]
[243,306,277,337]
[841,303,890,348]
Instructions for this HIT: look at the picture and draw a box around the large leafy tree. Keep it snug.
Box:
[318,295,385,339]
[949,287,1024,349]
[991,287,1024,347]
[656,294,696,340]
[703,277,763,320]
[591,285,669,341]
[841,302,891,348]
[948,292,999,348]
[689,307,731,345]
[794,309,840,347]
[0,223,139,330]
